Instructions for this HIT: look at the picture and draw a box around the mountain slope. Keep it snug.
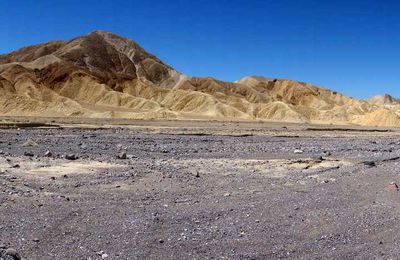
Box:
[368,94,400,105]
[1,31,400,126]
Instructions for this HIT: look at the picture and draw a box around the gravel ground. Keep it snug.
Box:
[1,126,400,259]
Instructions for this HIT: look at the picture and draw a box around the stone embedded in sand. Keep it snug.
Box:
[323,151,332,156]
[4,248,21,260]
[117,152,127,159]
[44,150,52,157]
[97,251,109,258]
[293,149,304,154]
[363,161,376,167]
[313,156,324,162]
[385,182,399,192]
[24,151,34,157]
[65,154,78,160]
[126,154,136,159]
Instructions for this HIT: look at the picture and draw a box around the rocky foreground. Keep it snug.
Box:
[1,125,400,259]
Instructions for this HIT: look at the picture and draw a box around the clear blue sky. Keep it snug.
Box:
[1,0,399,98]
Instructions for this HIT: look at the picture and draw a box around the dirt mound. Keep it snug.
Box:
[1,31,400,126]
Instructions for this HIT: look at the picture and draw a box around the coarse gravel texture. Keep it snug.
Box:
[1,126,400,259]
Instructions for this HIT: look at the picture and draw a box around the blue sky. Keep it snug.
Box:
[1,0,399,98]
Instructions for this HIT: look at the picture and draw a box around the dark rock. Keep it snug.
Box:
[117,152,127,159]
[65,154,78,160]
[323,151,332,156]
[363,161,376,167]
[24,151,34,157]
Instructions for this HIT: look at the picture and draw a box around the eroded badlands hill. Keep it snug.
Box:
[1,31,400,126]
[368,94,400,106]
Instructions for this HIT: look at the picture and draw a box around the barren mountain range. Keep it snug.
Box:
[1,30,400,126]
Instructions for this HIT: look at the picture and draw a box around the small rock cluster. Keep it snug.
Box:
[0,247,21,260]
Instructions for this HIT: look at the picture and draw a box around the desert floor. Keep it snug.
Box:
[1,118,400,259]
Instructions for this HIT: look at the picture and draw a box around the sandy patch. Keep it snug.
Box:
[28,161,120,177]
[170,158,352,178]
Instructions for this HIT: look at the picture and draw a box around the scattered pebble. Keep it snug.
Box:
[313,156,324,162]
[96,251,109,258]
[363,161,376,167]
[385,182,399,192]
[323,151,332,156]
[24,151,34,157]
[4,248,21,260]
[117,152,127,159]
[65,154,78,160]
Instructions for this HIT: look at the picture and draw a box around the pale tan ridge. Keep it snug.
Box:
[1,31,400,126]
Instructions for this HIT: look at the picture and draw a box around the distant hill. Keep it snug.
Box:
[1,30,400,126]
[368,94,400,105]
